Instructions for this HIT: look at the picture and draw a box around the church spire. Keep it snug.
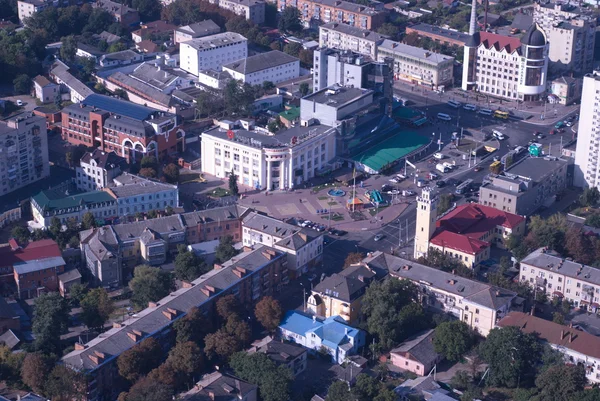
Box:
[468,0,478,36]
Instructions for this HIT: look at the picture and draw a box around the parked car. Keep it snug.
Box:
[374,234,384,241]
[16,100,23,106]
[474,166,483,172]
[436,180,446,188]
[433,152,445,160]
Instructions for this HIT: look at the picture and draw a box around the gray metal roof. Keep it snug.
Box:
[61,245,285,372]
[312,264,382,302]
[320,22,386,42]
[50,62,94,99]
[391,329,438,366]
[364,252,516,310]
[303,86,373,106]
[521,248,600,287]
[111,215,185,241]
[182,32,247,51]
[13,256,66,274]
[378,39,453,65]
[108,174,177,198]
[107,72,173,107]
[176,20,220,37]
[248,336,306,365]
[223,50,298,75]
[181,205,244,225]
[504,156,569,183]
[101,49,139,61]
[58,269,82,283]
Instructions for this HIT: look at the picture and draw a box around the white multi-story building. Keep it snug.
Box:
[300,85,374,127]
[76,149,125,192]
[520,247,600,311]
[18,0,47,24]
[376,39,454,90]
[174,20,221,44]
[201,120,337,190]
[180,32,248,76]
[211,0,265,24]
[106,173,179,217]
[242,210,323,276]
[0,113,49,197]
[364,251,517,336]
[499,312,600,384]
[318,22,385,59]
[574,72,600,188]
[32,75,59,104]
[462,0,548,101]
[222,50,300,86]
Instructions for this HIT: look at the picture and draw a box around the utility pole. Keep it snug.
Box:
[398,218,402,247]
[406,219,409,243]
[438,132,442,151]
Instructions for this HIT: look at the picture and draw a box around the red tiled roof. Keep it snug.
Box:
[438,203,524,236]
[429,230,488,255]
[479,31,522,54]
[12,239,61,263]
[498,312,600,360]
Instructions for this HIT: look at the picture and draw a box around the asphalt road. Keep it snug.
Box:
[360,87,579,255]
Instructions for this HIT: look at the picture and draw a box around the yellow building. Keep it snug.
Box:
[307,263,384,325]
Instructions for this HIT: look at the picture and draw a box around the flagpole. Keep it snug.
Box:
[352,167,356,212]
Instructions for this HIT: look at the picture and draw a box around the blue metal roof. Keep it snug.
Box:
[83,94,157,121]
[279,311,320,335]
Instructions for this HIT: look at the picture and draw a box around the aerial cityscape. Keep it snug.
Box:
[0,0,598,400]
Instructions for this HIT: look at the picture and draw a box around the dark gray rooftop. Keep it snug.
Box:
[62,245,285,372]
[504,156,569,183]
[408,23,470,44]
[182,205,244,225]
[111,214,185,241]
[109,173,178,198]
[303,86,373,106]
[176,20,221,37]
[80,149,125,170]
[182,372,257,401]
[223,50,298,75]
[248,336,306,365]
[312,263,383,302]
[391,329,439,366]
[320,22,386,42]
[108,71,172,107]
[521,248,600,287]
[364,252,516,310]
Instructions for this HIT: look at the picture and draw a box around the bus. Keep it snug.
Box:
[455,179,473,195]
[493,110,509,120]
[447,100,462,108]
[437,113,452,121]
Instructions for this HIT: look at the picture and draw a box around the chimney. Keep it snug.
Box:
[74,343,87,350]
[569,332,574,343]
[162,307,179,320]
[243,246,253,252]
[312,315,316,323]
[214,263,223,270]
[495,290,500,296]
[530,306,535,316]
[148,301,158,308]
[262,251,273,260]
[113,322,122,329]
[182,281,194,288]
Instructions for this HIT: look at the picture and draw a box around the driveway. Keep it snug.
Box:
[1,95,37,113]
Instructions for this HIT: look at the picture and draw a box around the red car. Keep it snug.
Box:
[474,166,483,172]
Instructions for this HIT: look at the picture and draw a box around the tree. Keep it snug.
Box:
[223,80,256,116]
[228,170,239,196]
[32,292,71,354]
[204,329,240,360]
[278,7,301,32]
[262,81,275,91]
[585,213,600,228]
[59,35,78,63]
[580,187,600,207]
[569,388,600,401]
[69,282,88,306]
[21,353,52,394]
[162,163,179,184]
[343,252,364,268]
[352,373,397,401]
[451,370,471,390]
[433,321,474,362]
[0,345,25,387]
[562,299,572,315]
[298,49,314,67]
[215,235,239,264]
[49,216,62,238]
[535,364,586,401]
[166,341,204,377]
[140,155,158,170]
[326,381,351,401]
[174,245,208,282]
[553,312,565,325]
[173,306,212,344]
[129,265,174,310]
[80,211,96,230]
[216,294,243,320]
[13,74,31,95]
[267,120,279,133]
[44,365,87,401]
[478,326,540,388]
[438,193,454,214]
[377,23,400,39]
[283,42,302,57]
[80,287,114,330]
[117,337,164,383]
[299,82,309,97]
[565,227,594,264]
[254,296,283,332]
[11,226,30,244]
[230,352,293,401]
[460,385,483,401]
[121,376,174,401]
[139,167,156,178]
[361,279,425,350]
[418,248,473,279]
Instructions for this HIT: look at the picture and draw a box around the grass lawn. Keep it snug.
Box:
[209,187,231,198]
[455,138,476,153]
[368,205,389,216]
[318,196,329,200]
[327,201,337,206]
[321,214,344,221]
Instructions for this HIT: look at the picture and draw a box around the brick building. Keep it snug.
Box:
[280,0,386,30]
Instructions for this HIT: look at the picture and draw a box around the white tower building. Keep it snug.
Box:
[574,72,600,188]
[414,187,438,259]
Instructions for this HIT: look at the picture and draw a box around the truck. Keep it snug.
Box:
[436,163,450,173]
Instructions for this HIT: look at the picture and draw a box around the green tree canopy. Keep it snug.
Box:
[478,326,540,388]
[278,7,301,32]
[325,381,351,401]
[120,376,174,401]
[228,170,239,196]
[215,235,239,264]
[20,352,53,394]
[11,226,30,244]
[162,163,180,184]
[80,287,115,330]
[117,337,163,383]
[129,265,174,310]
[43,365,87,401]
[535,364,586,401]
[580,187,600,207]
[433,321,474,362]
[174,244,209,282]
[32,292,71,355]
[81,212,96,230]
[173,306,213,345]
[230,352,293,401]
[254,296,283,332]
[343,252,364,268]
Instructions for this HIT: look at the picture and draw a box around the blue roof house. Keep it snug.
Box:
[278,311,365,364]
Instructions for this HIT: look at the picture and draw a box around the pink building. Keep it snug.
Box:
[390,330,440,376]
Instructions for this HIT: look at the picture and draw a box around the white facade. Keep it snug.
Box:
[180,32,248,76]
[33,76,59,104]
[201,124,337,190]
[222,51,300,86]
[213,0,265,24]
[318,23,382,59]
[18,0,46,23]
[574,72,600,188]
[75,152,123,192]
[109,174,180,217]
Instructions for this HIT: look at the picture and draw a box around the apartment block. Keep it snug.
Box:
[222,50,300,86]
[17,0,48,24]
[211,0,265,24]
[182,205,245,243]
[479,156,571,216]
[533,2,596,74]
[62,245,288,401]
[174,20,221,44]
[180,32,248,76]
[0,113,49,197]
[280,0,386,30]
[364,252,517,336]
[574,72,600,188]
[60,94,182,162]
[76,149,126,192]
[318,22,385,59]
[94,0,140,27]
[31,189,118,227]
[108,173,179,217]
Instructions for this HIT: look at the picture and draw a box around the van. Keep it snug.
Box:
[433,152,445,160]
[514,146,525,155]
[463,104,477,111]
[447,100,461,108]
[437,113,452,121]
[479,108,492,116]
[436,163,449,173]
[493,131,506,140]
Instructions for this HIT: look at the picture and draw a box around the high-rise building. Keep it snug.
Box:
[533,2,596,75]
[414,187,437,259]
[462,0,549,101]
[574,71,600,188]
[0,113,49,197]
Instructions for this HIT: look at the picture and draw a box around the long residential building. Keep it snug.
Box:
[376,39,454,90]
[180,32,248,76]
[60,94,183,162]
[0,113,49,197]
[574,71,600,188]
[174,20,221,44]
[280,0,386,30]
[533,2,596,75]
[499,312,600,383]
[201,119,337,190]
[405,23,470,47]
[242,211,323,276]
[363,252,517,336]
[107,173,179,217]
[211,0,265,24]
[519,247,600,311]
[222,50,300,86]
[62,245,289,401]
[318,23,385,59]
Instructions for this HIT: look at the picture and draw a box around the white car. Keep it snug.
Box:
[397,173,407,179]
[389,177,400,183]
[16,100,23,106]
[301,220,312,227]
[387,190,400,195]
[433,152,445,160]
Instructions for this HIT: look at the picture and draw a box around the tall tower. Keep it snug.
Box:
[574,72,600,188]
[462,0,480,91]
[414,187,437,259]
